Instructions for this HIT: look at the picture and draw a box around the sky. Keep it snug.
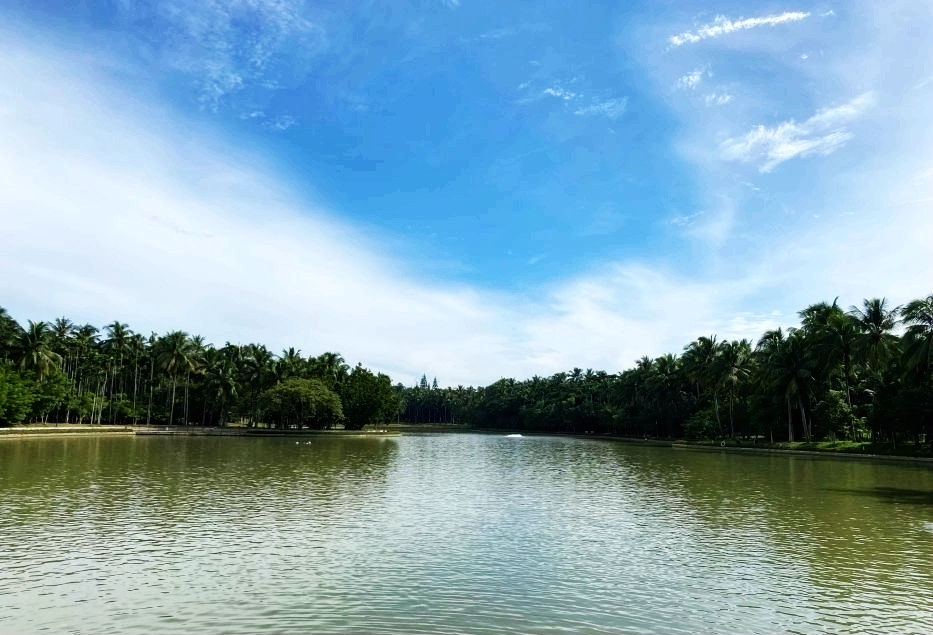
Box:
[1,1,932,386]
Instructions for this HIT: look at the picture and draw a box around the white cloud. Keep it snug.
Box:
[265,115,298,131]
[720,92,874,172]
[669,11,810,47]
[704,92,733,106]
[117,0,324,110]
[543,86,577,100]
[573,97,628,118]
[676,68,706,90]
[2,39,931,389]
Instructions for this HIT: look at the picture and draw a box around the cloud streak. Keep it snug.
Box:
[574,97,628,118]
[121,0,324,110]
[669,11,810,47]
[720,92,874,172]
[676,68,706,90]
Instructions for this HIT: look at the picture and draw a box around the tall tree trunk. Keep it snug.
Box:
[728,392,735,439]
[147,358,154,425]
[786,396,794,442]
[798,396,810,441]
[713,391,723,437]
[132,355,139,425]
[169,377,177,426]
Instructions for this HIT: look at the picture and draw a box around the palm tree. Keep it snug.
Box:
[0,307,24,361]
[18,321,62,381]
[901,294,933,374]
[128,333,146,423]
[683,336,722,434]
[309,352,348,391]
[183,335,207,425]
[204,348,238,426]
[849,298,900,371]
[717,339,752,439]
[104,321,132,423]
[156,331,196,426]
[757,328,813,442]
[820,311,859,408]
[278,347,305,380]
[242,344,276,425]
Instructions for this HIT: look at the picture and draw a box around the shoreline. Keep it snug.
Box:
[3,424,930,463]
[0,424,399,439]
[570,433,933,464]
[0,425,135,439]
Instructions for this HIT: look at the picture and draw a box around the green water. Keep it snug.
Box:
[1,434,931,634]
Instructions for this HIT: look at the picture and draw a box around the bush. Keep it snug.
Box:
[0,364,35,425]
[683,408,718,440]
[813,390,859,440]
[261,378,344,429]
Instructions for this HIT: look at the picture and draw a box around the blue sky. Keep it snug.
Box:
[2,1,932,385]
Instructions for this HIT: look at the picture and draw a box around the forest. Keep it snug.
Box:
[0,309,397,430]
[402,296,933,446]
[2,294,932,446]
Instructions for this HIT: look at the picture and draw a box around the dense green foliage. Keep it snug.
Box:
[3,294,932,447]
[0,307,398,429]
[399,296,933,446]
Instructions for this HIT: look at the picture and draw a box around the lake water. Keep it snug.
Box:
[1,433,931,634]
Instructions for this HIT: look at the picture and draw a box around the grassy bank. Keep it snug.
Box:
[677,438,933,458]
[0,424,134,437]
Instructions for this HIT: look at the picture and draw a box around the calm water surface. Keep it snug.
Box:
[1,434,931,634]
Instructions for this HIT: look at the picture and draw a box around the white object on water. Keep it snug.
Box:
[506,434,523,438]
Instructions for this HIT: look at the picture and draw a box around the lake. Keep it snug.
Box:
[1,433,931,634]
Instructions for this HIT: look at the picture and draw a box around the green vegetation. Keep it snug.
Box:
[2,294,932,453]
[399,296,933,451]
[0,307,397,430]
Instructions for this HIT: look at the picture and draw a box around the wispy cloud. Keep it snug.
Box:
[704,92,732,106]
[670,211,705,227]
[676,68,707,90]
[574,97,628,118]
[669,11,810,47]
[543,86,578,101]
[527,253,547,265]
[721,92,874,172]
[264,115,298,131]
[123,0,323,111]
[536,82,628,119]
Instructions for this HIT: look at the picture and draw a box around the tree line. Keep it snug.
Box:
[0,309,397,430]
[3,294,932,445]
[398,296,933,446]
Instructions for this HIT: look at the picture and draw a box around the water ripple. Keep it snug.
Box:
[1,434,931,634]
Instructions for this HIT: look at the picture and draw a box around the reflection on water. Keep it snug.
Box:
[0,434,930,634]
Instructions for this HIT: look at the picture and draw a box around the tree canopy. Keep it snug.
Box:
[2,293,932,449]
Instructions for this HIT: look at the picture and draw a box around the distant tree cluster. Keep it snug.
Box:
[0,308,398,429]
[399,296,933,445]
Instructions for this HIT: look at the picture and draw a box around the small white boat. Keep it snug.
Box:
[505,433,523,438]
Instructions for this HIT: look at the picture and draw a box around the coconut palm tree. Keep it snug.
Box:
[820,311,860,408]
[309,352,348,391]
[18,321,62,381]
[278,347,305,380]
[717,339,752,439]
[0,307,24,361]
[203,347,238,426]
[848,298,901,371]
[156,331,197,426]
[901,294,933,374]
[104,321,132,423]
[127,333,146,423]
[683,336,722,434]
[757,328,813,441]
